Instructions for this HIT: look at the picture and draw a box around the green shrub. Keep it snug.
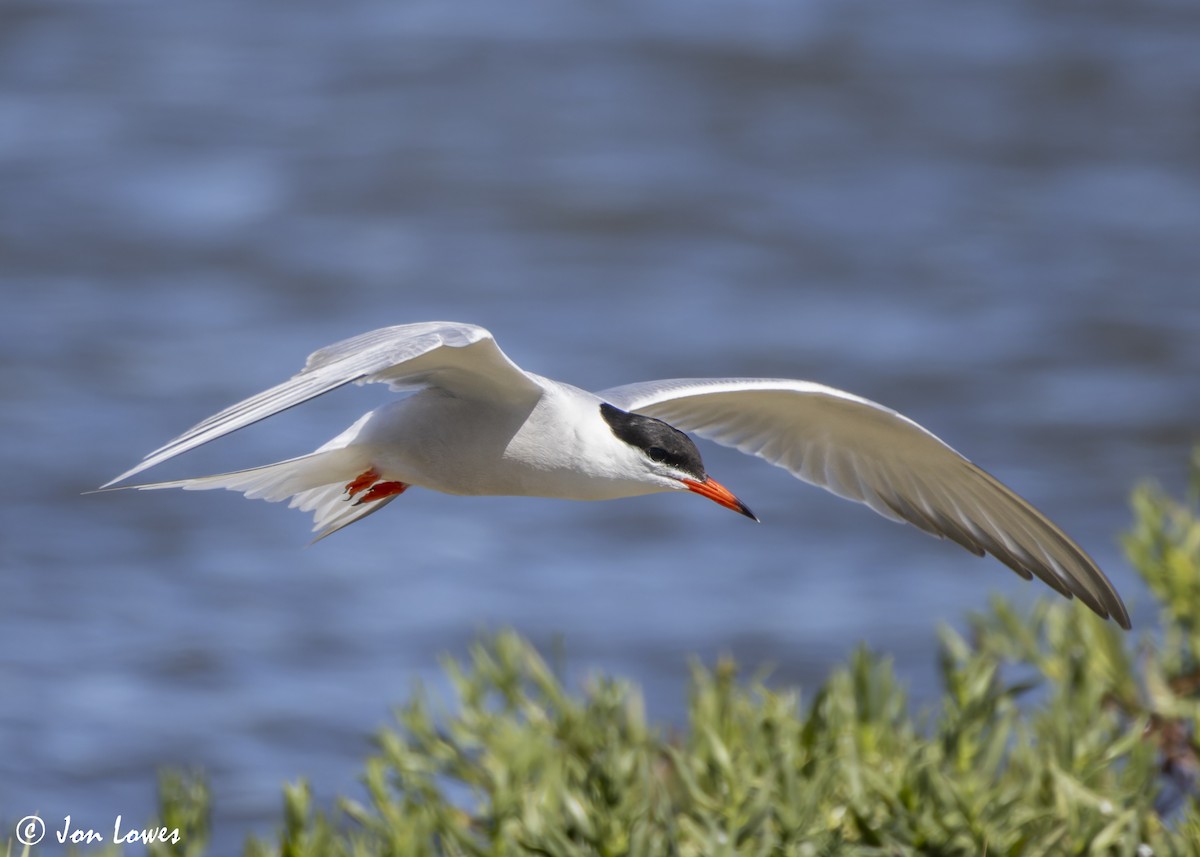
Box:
[13,453,1200,855]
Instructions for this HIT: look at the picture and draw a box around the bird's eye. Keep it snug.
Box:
[647,446,668,463]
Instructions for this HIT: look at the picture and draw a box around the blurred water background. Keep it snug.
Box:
[2,0,1198,851]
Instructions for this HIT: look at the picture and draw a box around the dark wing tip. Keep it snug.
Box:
[879,473,1131,630]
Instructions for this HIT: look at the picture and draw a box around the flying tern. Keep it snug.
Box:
[101,320,1130,628]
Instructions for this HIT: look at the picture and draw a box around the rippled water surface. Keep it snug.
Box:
[2,0,1198,851]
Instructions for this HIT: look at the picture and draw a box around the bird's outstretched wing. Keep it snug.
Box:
[600,377,1130,629]
[103,322,541,487]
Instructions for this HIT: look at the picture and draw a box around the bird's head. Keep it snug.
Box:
[599,403,757,521]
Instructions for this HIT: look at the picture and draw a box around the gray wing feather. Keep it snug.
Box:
[104,322,540,487]
[600,377,1129,629]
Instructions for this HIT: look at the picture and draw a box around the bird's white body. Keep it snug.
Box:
[102,320,1130,629]
[333,380,665,501]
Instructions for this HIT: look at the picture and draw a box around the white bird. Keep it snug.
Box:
[101,321,1130,629]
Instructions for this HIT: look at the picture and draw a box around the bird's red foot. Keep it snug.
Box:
[344,468,380,498]
[345,468,408,505]
[357,480,408,504]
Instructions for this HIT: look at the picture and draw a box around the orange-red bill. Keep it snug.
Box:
[682,477,758,521]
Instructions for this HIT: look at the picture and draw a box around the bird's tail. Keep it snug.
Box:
[99,448,397,541]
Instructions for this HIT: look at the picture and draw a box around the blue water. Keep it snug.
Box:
[2,0,1198,852]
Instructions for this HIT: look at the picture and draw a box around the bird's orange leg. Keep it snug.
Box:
[344,468,380,499]
[356,480,409,505]
[345,468,409,505]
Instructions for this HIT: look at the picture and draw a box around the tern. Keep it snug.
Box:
[101,321,1130,628]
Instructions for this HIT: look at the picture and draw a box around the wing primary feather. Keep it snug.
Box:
[601,377,1131,629]
[102,322,540,489]
[101,372,362,487]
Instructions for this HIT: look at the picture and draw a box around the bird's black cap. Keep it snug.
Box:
[599,403,707,482]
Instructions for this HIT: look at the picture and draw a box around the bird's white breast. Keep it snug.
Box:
[348,381,668,501]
